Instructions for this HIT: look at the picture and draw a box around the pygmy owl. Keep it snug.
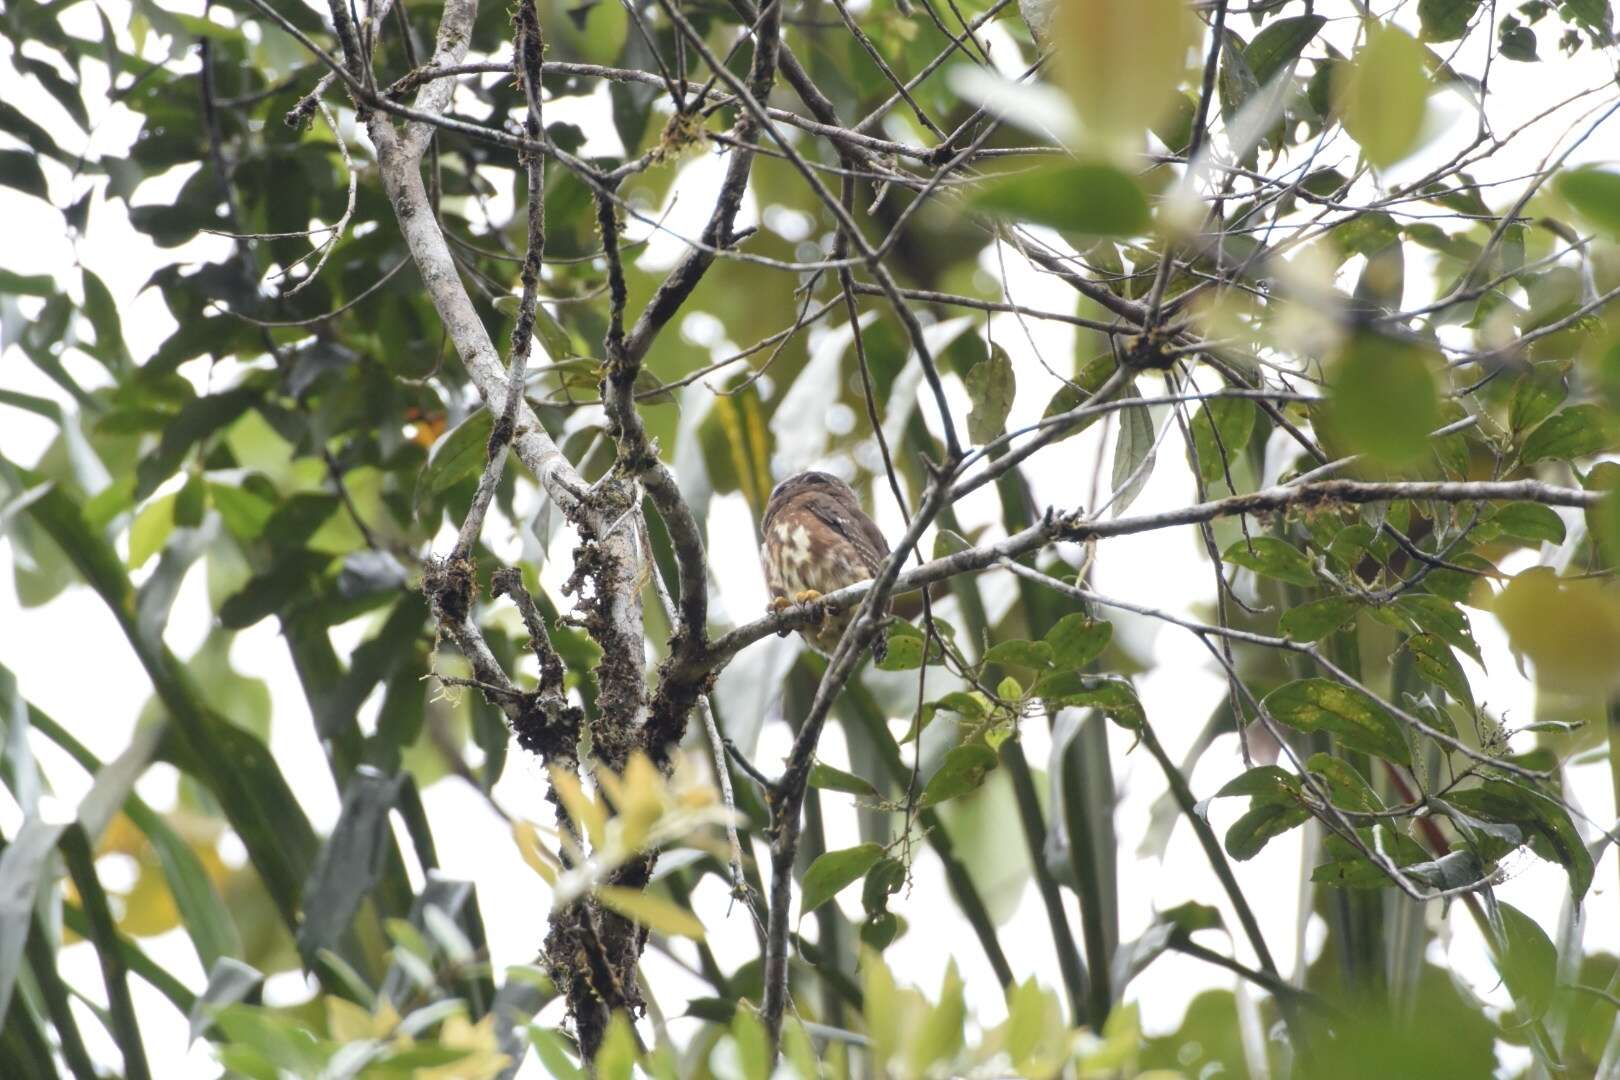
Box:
[760,471,891,660]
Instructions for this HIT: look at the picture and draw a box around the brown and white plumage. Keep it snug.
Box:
[759,471,891,659]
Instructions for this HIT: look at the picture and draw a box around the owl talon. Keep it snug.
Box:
[792,589,823,605]
[770,596,793,614]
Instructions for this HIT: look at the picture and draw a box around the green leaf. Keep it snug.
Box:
[1223,536,1316,588]
[1555,165,1620,237]
[528,1027,585,1080]
[1043,613,1112,669]
[1214,765,1302,802]
[919,744,999,806]
[971,162,1150,236]
[1040,355,1118,444]
[188,959,265,1042]
[1189,397,1256,485]
[1033,673,1145,728]
[1263,679,1411,765]
[595,1012,638,1080]
[295,768,403,963]
[1225,801,1310,861]
[1444,780,1593,900]
[1418,0,1482,41]
[799,843,885,917]
[1245,15,1326,83]
[876,623,939,671]
[861,857,906,916]
[1110,394,1156,515]
[0,149,48,202]
[1304,753,1382,814]
[808,761,879,799]
[1280,595,1359,641]
[964,345,1016,445]
[1494,902,1557,1021]
[60,825,151,1080]
[533,306,577,360]
[732,1008,771,1080]
[209,483,276,541]
[132,388,257,500]
[1498,20,1539,61]
[1327,335,1441,466]
[1335,22,1432,167]
[1509,363,1568,435]
[1395,594,1483,664]
[127,491,176,570]
[910,962,966,1074]
[1520,404,1619,465]
[417,409,494,514]
[1492,502,1566,545]
[1403,633,1475,712]
[983,639,1053,669]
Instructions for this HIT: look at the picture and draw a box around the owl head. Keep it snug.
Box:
[764,470,858,521]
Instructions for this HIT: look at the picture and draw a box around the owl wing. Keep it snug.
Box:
[803,492,889,575]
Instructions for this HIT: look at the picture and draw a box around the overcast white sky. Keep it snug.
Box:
[3,1,1620,1076]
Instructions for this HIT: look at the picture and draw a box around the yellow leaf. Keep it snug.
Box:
[326,996,383,1043]
[417,1013,511,1080]
[118,860,181,938]
[1055,0,1197,153]
[1334,22,1432,168]
[1492,568,1620,696]
[618,752,667,852]
[512,820,559,886]
[595,886,705,940]
[549,767,606,849]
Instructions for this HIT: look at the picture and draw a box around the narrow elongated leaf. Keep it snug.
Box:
[1110,397,1156,515]
[188,959,265,1042]
[61,824,152,1080]
[297,767,404,962]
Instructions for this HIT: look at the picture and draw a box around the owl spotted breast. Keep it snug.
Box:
[760,471,891,660]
